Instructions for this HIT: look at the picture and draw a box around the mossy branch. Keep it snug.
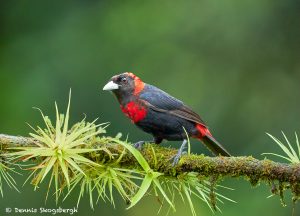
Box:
[1,93,299,215]
[1,134,300,193]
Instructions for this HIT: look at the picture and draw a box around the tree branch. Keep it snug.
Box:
[1,133,300,189]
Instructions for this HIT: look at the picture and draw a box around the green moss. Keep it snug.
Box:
[278,182,286,206]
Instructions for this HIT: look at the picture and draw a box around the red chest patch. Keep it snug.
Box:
[121,101,147,123]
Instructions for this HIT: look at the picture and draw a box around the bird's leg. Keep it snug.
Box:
[133,141,147,149]
[134,137,163,150]
[171,139,187,166]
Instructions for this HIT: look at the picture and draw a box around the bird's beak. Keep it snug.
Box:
[103,81,119,91]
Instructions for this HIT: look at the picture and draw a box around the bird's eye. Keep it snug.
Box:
[121,77,127,83]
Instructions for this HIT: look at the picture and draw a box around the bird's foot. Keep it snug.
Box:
[171,140,187,166]
[133,141,146,150]
[171,151,187,166]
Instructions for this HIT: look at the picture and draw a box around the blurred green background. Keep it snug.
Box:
[0,0,300,215]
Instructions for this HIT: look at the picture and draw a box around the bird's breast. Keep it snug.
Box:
[120,101,147,123]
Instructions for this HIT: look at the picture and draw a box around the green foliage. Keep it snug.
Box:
[6,91,109,203]
[0,159,19,197]
[264,132,300,164]
[64,165,141,209]
[263,132,300,205]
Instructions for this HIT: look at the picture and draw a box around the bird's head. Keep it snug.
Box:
[103,72,145,98]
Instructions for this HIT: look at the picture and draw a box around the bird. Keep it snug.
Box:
[103,72,230,165]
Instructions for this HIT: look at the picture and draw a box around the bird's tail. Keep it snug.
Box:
[201,135,231,156]
[196,124,231,156]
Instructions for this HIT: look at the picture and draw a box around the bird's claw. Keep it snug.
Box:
[133,141,145,150]
[170,139,188,166]
[171,151,187,166]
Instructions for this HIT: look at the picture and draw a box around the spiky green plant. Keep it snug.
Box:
[264,132,300,163]
[63,154,142,209]
[111,138,235,216]
[6,91,109,202]
[156,173,236,215]
[0,159,19,197]
[263,132,300,205]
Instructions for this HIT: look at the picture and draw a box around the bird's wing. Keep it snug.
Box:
[139,84,207,126]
